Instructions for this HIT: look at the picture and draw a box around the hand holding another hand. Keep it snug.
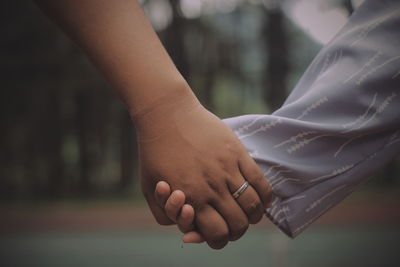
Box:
[135,94,273,249]
[34,0,273,249]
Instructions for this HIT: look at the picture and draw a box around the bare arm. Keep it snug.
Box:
[36,0,194,117]
[35,0,273,249]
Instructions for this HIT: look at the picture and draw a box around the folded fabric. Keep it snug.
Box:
[224,0,400,237]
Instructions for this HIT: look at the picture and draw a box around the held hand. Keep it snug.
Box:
[154,181,271,245]
[135,95,273,249]
[155,181,205,243]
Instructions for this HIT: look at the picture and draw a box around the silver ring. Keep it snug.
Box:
[232,181,249,199]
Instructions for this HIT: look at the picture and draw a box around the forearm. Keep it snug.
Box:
[35,0,198,122]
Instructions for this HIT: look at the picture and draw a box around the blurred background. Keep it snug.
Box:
[0,0,399,266]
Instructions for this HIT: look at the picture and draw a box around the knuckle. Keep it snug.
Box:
[217,158,237,175]
[216,156,231,167]
[227,141,243,156]
[237,221,249,234]
[247,199,262,213]
[250,171,265,185]
[205,179,224,196]
[208,239,228,250]
[247,203,263,224]
[245,201,263,224]
[249,212,263,224]
[230,222,249,240]
[186,193,211,209]
[264,186,273,201]
[210,229,229,244]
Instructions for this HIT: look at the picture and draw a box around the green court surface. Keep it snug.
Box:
[0,226,398,267]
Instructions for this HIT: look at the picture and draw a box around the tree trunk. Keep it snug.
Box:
[75,90,93,194]
[163,0,190,80]
[263,8,289,111]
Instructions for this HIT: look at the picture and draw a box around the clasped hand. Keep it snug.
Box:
[136,97,273,249]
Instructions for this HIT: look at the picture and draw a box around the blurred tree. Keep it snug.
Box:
[0,0,397,202]
[163,0,190,80]
[263,4,289,110]
[0,0,140,200]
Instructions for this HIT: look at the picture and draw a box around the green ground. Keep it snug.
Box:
[1,226,398,267]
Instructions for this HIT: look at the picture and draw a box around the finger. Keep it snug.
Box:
[213,193,249,241]
[165,190,186,222]
[195,205,229,250]
[177,204,195,233]
[227,175,264,224]
[238,154,273,208]
[182,231,205,243]
[154,181,171,208]
[144,192,175,225]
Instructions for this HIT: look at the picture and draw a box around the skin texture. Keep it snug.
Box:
[34,0,273,249]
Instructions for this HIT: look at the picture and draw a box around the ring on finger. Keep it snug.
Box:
[232,181,249,199]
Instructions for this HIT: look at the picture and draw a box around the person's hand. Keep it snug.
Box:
[155,181,205,243]
[135,94,273,249]
[154,181,204,243]
[154,180,272,244]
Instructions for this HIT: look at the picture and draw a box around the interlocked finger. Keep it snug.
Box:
[228,176,264,224]
[239,154,273,208]
[165,190,186,222]
[155,181,171,208]
[177,204,196,233]
[195,205,230,250]
[213,193,249,241]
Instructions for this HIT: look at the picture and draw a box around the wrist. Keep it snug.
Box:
[128,77,193,118]
[129,81,202,140]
